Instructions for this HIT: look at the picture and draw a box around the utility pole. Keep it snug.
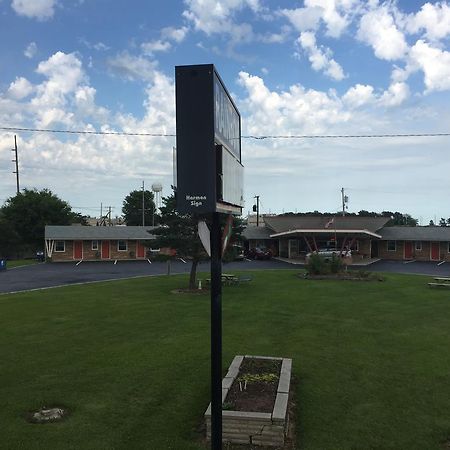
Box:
[142,181,145,227]
[11,135,19,194]
[253,195,260,226]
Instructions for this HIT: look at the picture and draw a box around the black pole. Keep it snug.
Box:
[255,195,260,227]
[210,212,222,449]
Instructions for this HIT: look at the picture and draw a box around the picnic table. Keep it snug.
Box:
[428,277,450,288]
[204,274,252,286]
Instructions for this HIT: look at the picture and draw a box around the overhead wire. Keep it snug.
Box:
[1,126,450,139]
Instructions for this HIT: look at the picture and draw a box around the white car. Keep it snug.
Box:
[306,248,351,262]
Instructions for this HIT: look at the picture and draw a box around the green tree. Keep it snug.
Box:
[152,192,243,290]
[122,189,157,226]
[0,214,20,258]
[1,189,78,251]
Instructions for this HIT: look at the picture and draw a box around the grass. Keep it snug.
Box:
[1,270,450,449]
[5,259,39,269]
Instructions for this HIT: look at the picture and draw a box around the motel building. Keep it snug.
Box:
[44,226,157,261]
[243,215,450,263]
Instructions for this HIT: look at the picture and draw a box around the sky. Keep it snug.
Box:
[0,0,450,224]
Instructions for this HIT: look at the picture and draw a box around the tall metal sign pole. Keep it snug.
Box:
[175,64,243,450]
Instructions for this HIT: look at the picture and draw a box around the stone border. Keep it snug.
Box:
[205,355,292,447]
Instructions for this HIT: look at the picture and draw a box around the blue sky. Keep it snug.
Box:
[1,0,450,223]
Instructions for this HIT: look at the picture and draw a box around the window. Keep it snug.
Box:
[354,240,359,251]
[92,240,99,251]
[448,242,450,253]
[415,241,422,251]
[55,241,65,252]
[118,240,127,251]
[387,241,396,251]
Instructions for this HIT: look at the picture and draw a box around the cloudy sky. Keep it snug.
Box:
[0,0,449,223]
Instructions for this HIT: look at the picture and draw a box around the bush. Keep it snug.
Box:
[306,254,330,275]
[329,254,344,274]
[306,254,344,275]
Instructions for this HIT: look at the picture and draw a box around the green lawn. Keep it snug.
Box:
[1,270,450,450]
[6,259,39,269]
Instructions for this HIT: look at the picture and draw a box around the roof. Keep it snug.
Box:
[379,226,450,242]
[263,215,390,234]
[45,225,156,240]
[242,226,273,240]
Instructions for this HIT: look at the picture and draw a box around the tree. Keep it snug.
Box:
[122,189,157,226]
[1,188,79,251]
[0,214,20,258]
[152,191,243,290]
[439,218,448,227]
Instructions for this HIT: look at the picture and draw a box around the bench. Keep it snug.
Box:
[428,282,450,289]
[434,277,450,282]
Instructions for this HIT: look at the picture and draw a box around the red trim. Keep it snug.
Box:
[430,242,440,261]
[73,240,83,260]
[101,240,110,259]
[404,241,413,260]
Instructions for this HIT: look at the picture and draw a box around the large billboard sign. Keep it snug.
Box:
[175,64,243,214]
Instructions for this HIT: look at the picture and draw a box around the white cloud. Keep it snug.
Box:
[342,83,374,108]
[237,71,351,138]
[281,0,362,38]
[183,0,260,36]
[107,52,159,82]
[408,40,450,92]
[379,81,410,107]
[24,42,37,59]
[7,77,34,99]
[358,6,408,61]
[141,40,172,55]
[298,31,345,81]
[11,0,57,20]
[404,2,450,41]
[161,26,189,43]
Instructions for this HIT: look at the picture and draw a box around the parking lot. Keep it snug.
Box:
[0,258,294,294]
[1,258,449,295]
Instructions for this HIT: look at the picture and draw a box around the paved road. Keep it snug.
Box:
[1,258,448,295]
[0,259,294,294]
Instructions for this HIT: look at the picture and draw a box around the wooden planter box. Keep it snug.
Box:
[205,355,292,447]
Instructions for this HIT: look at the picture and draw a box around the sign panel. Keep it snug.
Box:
[175,64,243,215]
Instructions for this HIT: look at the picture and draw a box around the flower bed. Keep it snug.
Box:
[205,355,292,447]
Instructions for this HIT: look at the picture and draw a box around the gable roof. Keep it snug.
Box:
[263,215,390,234]
[379,226,450,242]
[45,225,156,240]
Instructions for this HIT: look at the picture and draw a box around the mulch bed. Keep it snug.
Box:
[225,358,281,413]
[299,273,385,282]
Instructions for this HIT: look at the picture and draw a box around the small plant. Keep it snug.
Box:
[329,254,343,274]
[222,401,234,410]
[237,373,279,391]
[306,253,329,275]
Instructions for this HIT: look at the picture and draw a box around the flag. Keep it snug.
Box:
[222,214,233,256]
[325,217,334,229]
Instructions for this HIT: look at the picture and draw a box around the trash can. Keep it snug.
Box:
[0,259,6,271]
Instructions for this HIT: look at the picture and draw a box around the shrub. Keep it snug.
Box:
[306,254,330,275]
[329,254,344,274]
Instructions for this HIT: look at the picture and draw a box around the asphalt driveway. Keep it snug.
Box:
[0,259,294,294]
[1,258,449,295]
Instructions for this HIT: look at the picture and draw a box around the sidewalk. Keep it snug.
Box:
[274,257,381,266]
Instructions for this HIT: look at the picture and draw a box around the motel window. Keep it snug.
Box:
[387,241,396,251]
[354,240,359,251]
[55,241,65,252]
[415,241,422,251]
[92,240,99,251]
[118,240,127,251]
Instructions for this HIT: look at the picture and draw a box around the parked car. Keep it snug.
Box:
[36,250,45,262]
[306,248,351,262]
[246,247,272,260]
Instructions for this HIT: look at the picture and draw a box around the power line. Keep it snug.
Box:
[1,126,450,139]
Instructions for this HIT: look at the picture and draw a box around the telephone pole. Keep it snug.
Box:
[11,135,19,194]
[253,195,260,226]
[142,181,145,227]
